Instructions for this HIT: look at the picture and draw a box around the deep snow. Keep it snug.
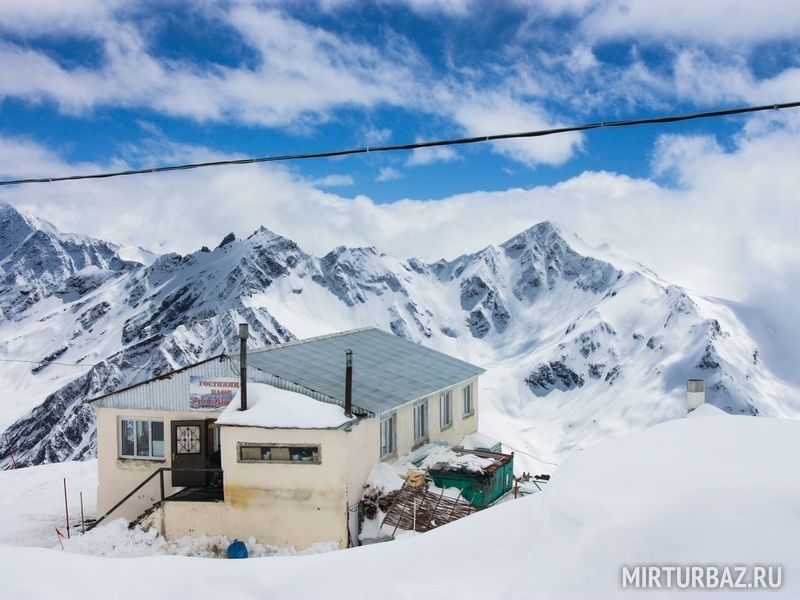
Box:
[1,412,797,599]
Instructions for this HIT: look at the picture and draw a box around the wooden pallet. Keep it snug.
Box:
[381,479,479,535]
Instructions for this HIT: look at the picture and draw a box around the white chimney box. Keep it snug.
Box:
[687,379,705,412]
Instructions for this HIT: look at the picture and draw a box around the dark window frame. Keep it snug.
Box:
[237,442,322,464]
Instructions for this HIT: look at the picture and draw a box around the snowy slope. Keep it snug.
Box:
[0,203,797,469]
[1,413,797,599]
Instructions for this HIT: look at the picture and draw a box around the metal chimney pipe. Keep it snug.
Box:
[239,323,249,411]
[344,349,353,417]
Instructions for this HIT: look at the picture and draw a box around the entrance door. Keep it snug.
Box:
[171,420,207,487]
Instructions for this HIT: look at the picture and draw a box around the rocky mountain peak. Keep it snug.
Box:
[0,212,794,470]
[500,220,566,254]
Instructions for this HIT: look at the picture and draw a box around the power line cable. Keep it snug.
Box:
[0,357,91,368]
[501,442,559,468]
[0,101,798,187]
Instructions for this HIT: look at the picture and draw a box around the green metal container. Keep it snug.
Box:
[429,450,514,507]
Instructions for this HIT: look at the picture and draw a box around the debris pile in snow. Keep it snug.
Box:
[358,443,498,542]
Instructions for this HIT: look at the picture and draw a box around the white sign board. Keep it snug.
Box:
[189,376,239,410]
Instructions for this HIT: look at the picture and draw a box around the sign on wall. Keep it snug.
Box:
[189,376,239,410]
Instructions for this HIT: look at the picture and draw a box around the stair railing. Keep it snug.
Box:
[88,467,223,531]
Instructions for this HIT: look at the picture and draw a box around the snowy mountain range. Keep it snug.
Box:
[1,202,797,470]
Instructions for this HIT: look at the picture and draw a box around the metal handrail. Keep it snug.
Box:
[88,467,223,531]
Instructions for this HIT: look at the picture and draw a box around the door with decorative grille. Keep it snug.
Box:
[171,420,208,487]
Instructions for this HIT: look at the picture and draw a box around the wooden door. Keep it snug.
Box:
[171,420,207,487]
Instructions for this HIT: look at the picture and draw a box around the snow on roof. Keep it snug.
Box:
[419,446,498,474]
[215,383,355,429]
[460,432,501,452]
[688,403,729,418]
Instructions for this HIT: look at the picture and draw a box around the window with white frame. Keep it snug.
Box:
[413,400,428,442]
[380,414,396,458]
[462,383,474,416]
[439,390,452,430]
[120,419,164,459]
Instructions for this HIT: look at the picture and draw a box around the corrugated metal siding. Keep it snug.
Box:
[93,357,236,411]
[92,328,485,416]
[244,364,368,414]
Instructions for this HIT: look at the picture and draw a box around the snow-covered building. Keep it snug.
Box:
[89,327,484,549]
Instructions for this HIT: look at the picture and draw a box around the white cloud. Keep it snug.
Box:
[0,2,590,168]
[0,136,111,179]
[651,134,722,182]
[406,145,458,166]
[311,174,354,187]
[3,120,800,370]
[361,126,393,145]
[375,167,402,181]
[672,50,800,106]
[385,0,473,16]
[0,4,424,127]
[0,0,121,37]
[534,0,800,44]
[450,91,584,166]
[3,118,798,306]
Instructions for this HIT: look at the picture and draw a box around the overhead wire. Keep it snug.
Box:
[0,357,91,368]
[0,101,797,187]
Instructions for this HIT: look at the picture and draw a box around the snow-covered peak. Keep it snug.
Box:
[0,203,137,318]
[246,225,293,245]
[500,220,566,249]
[0,203,53,261]
[1,213,797,473]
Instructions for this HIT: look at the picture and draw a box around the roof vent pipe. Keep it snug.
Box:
[239,323,249,411]
[687,379,704,413]
[344,349,353,417]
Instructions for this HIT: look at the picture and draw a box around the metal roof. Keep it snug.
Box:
[247,328,485,415]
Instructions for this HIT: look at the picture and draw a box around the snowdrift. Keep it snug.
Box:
[1,412,798,599]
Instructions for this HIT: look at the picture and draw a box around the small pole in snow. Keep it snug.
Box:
[63,478,70,539]
[80,492,85,534]
[55,528,65,550]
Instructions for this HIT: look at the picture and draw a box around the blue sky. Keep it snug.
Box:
[1,0,797,202]
[0,0,799,333]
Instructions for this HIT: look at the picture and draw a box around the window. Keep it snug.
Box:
[463,383,474,417]
[380,414,396,458]
[413,401,428,442]
[120,419,164,459]
[440,390,452,430]
[238,444,320,464]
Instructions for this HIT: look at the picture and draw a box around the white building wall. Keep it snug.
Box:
[391,376,479,458]
[215,425,351,549]
[95,370,481,549]
[95,407,222,522]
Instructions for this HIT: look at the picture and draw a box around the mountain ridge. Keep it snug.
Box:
[0,203,796,470]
